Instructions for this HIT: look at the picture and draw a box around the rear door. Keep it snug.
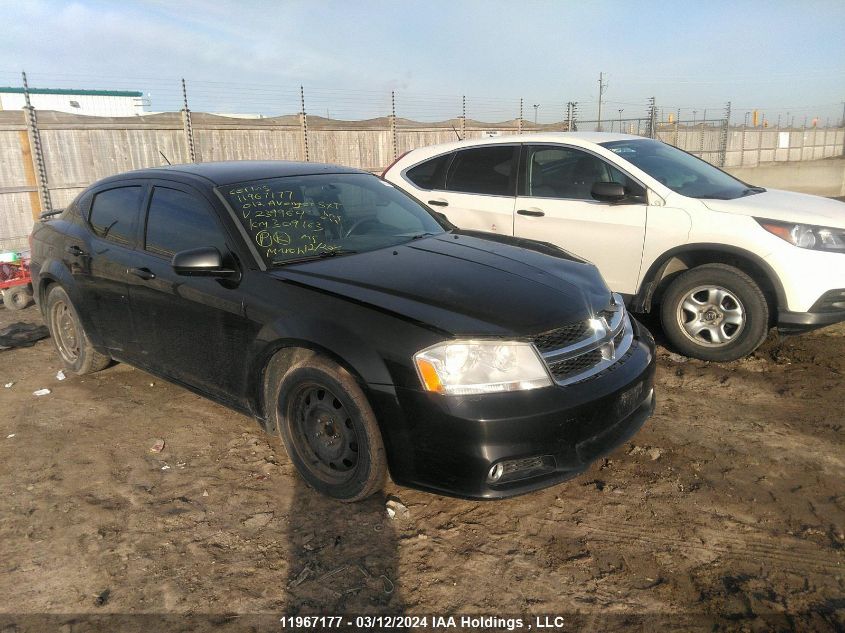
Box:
[127,181,255,404]
[73,182,145,357]
[408,145,518,235]
[513,144,648,294]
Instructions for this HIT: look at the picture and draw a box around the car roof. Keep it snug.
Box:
[109,160,368,187]
[397,131,646,157]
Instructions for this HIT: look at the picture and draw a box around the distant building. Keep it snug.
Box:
[0,87,145,116]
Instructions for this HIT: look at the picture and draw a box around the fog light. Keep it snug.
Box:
[487,455,556,484]
[488,463,504,483]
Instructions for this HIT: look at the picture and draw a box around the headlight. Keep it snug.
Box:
[757,218,845,253]
[414,340,552,395]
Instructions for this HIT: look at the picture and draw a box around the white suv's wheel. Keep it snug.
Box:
[660,264,770,361]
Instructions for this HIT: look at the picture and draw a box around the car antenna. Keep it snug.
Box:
[451,125,462,141]
[158,150,172,165]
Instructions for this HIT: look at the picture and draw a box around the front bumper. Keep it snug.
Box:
[369,319,657,499]
[777,288,845,333]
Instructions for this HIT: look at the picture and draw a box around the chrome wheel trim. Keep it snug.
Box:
[676,285,746,348]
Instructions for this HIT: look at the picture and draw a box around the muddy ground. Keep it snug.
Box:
[0,303,843,632]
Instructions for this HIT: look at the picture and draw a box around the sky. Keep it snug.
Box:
[1,0,844,125]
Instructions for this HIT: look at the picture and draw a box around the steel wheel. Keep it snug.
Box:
[676,284,746,348]
[289,382,360,485]
[51,299,81,363]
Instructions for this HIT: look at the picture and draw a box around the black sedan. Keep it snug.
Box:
[30,161,656,501]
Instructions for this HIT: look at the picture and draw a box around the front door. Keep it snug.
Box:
[127,182,255,404]
[513,144,648,294]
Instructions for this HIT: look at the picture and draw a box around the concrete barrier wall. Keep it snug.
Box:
[725,158,845,197]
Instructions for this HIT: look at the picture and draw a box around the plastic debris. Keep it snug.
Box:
[56,370,66,381]
[386,499,410,520]
[150,439,165,453]
[0,322,49,350]
[202,490,209,497]
[32,388,51,396]
[6,434,15,439]
[161,464,171,471]
[4,382,13,388]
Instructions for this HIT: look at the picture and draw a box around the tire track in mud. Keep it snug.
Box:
[572,520,843,574]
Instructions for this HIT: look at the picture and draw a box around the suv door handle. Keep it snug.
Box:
[517,208,545,217]
[428,199,448,207]
[66,245,87,257]
[128,267,156,281]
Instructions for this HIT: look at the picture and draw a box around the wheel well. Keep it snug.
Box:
[639,248,781,321]
[254,343,369,433]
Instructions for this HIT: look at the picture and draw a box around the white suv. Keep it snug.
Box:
[384,133,845,361]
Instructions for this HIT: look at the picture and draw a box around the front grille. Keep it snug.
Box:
[533,293,634,386]
[532,322,590,353]
[548,349,603,381]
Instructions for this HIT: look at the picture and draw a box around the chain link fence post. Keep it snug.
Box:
[460,95,466,140]
[180,78,196,163]
[299,85,309,162]
[389,91,397,161]
[21,71,52,215]
[719,102,731,167]
[645,97,656,139]
[517,98,524,134]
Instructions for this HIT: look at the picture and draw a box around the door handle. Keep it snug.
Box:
[128,267,156,281]
[428,199,448,207]
[517,208,545,217]
[65,245,87,257]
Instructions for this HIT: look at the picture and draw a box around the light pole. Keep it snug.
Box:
[533,104,540,124]
[618,109,623,133]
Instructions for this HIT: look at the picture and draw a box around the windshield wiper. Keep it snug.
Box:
[274,249,358,266]
[740,186,766,197]
[406,232,438,241]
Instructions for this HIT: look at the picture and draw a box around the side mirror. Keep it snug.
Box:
[172,247,237,277]
[591,181,627,203]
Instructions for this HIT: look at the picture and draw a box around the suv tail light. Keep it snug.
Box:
[381,150,410,178]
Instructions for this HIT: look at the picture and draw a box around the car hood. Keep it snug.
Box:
[700,189,845,228]
[269,232,612,337]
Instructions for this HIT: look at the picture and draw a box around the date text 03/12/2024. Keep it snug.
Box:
[278,615,570,630]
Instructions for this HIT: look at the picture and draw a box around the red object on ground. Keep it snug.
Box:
[0,256,31,291]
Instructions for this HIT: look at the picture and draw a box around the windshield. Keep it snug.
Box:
[600,139,758,200]
[219,173,445,267]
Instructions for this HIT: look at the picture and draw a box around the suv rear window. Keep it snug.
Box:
[405,153,452,190]
[446,146,516,196]
[89,186,142,244]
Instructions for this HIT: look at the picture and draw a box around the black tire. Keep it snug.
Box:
[45,285,111,375]
[266,354,387,502]
[3,286,32,311]
[659,263,770,362]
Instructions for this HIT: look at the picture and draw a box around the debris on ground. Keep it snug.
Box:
[386,498,410,520]
[0,322,49,350]
[160,464,171,471]
[4,382,13,388]
[32,388,51,397]
[287,566,312,589]
[629,445,664,461]
[667,352,689,363]
[149,439,165,453]
[6,434,15,439]
[56,370,65,381]
[93,588,110,607]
